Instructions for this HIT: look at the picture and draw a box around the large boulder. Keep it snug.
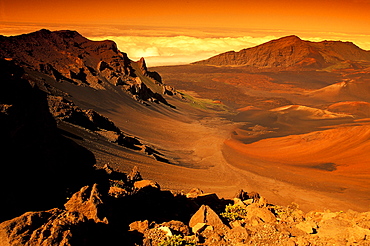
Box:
[64,183,108,224]
[246,204,276,224]
[189,205,226,229]
[0,184,108,246]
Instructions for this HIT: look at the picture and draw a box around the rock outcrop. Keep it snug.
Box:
[0,29,176,105]
[0,184,108,246]
[47,95,168,158]
[193,35,370,69]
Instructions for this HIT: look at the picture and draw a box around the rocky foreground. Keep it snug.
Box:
[1,166,370,246]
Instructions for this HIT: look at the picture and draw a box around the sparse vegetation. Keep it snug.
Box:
[220,204,248,221]
[111,179,125,188]
[179,91,231,112]
[158,235,196,246]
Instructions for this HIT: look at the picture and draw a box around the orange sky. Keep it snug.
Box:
[2,0,370,32]
[1,0,370,65]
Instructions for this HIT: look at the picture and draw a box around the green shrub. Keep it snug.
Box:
[220,204,248,221]
[158,235,196,246]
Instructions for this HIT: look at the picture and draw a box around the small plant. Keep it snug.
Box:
[158,235,196,246]
[110,179,125,188]
[221,204,248,221]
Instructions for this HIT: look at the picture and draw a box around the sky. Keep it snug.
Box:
[1,0,370,66]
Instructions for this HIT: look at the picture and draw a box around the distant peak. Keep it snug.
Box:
[264,35,304,47]
[276,35,302,42]
[38,29,52,34]
[192,34,370,68]
[283,35,301,39]
[24,29,83,40]
[55,30,83,38]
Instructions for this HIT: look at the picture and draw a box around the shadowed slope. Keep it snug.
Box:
[0,59,98,222]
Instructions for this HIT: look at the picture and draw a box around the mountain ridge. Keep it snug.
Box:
[0,29,178,106]
[0,29,183,221]
[192,35,370,69]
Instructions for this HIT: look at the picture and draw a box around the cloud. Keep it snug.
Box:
[87,28,370,66]
[89,35,278,66]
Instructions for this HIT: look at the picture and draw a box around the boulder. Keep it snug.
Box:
[189,205,226,229]
[0,184,109,246]
[246,204,276,223]
[64,183,108,224]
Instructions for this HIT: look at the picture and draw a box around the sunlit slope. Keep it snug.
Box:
[226,123,370,174]
[308,78,370,103]
[225,104,370,195]
[231,104,354,144]
[327,101,370,118]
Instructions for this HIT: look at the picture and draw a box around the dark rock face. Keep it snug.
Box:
[0,59,97,222]
[193,35,370,69]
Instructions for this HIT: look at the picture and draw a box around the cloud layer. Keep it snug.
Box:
[1,23,370,67]
[89,35,278,66]
[89,33,370,67]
